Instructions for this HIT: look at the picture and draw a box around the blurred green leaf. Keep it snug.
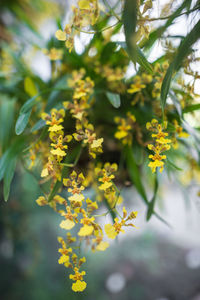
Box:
[125,145,148,204]
[146,174,158,221]
[141,0,193,51]
[118,42,153,73]
[31,119,46,133]
[123,0,137,52]
[20,95,39,114]
[106,92,121,108]
[3,157,17,202]
[183,103,200,114]
[161,20,200,112]
[15,110,32,135]
[135,47,153,73]
[0,95,16,151]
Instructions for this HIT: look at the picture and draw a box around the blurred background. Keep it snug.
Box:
[0,0,200,299]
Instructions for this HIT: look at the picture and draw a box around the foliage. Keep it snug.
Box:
[0,0,200,293]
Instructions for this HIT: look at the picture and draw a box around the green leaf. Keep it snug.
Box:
[117,42,153,73]
[166,159,183,171]
[3,158,17,202]
[123,0,137,52]
[135,47,153,73]
[183,103,200,114]
[140,0,192,51]
[160,64,174,112]
[125,145,148,204]
[15,110,32,135]
[169,91,182,117]
[0,137,25,201]
[106,92,121,108]
[0,151,10,181]
[146,174,158,221]
[31,119,46,132]
[161,20,200,112]
[0,95,16,151]
[20,94,39,114]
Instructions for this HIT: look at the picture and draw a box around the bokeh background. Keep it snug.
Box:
[0,0,200,299]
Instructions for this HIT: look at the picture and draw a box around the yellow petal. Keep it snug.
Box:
[91,138,103,148]
[48,124,63,132]
[41,168,49,177]
[115,131,128,139]
[36,196,47,206]
[99,181,112,191]
[60,219,75,230]
[51,148,66,156]
[58,255,70,264]
[78,0,90,9]
[68,193,85,202]
[72,280,87,292]
[78,225,94,236]
[55,29,66,41]
[24,77,38,97]
[105,224,117,239]
[96,241,109,251]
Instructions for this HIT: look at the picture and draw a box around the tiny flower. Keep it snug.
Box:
[60,219,75,230]
[78,224,94,236]
[72,280,87,292]
[55,29,66,41]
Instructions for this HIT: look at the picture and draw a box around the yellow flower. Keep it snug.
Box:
[96,241,109,251]
[104,224,117,239]
[41,168,49,177]
[99,181,112,191]
[78,0,91,9]
[146,119,171,173]
[36,196,47,206]
[58,255,70,265]
[48,124,63,132]
[60,219,75,230]
[55,29,66,41]
[91,138,103,149]
[72,280,87,292]
[68,193,85,202]
[50,148,66,157]
[78,225,94,236]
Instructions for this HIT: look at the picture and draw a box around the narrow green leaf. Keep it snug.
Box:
[106,92,121,108]
[20,95,39,114]
[166,159,183,171]
[31,119,46,132]
[135,47,153,73]
[183,103,200,114]
[146,174,158,221]
[15,110,32,135]
[3,158,17,202]
[160,64,174,112]
[141,0,192,51]
[0,95,16,151]
[0,151,10,181]
[117,42,153,73]
[161,20,200,112]
[123,0,137,51]
[125,145,148,204]
[169,91,182,117]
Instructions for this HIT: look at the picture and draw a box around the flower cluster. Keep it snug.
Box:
[114,112,136,145]
[95,163,123,207]
[33,68,138,292]
[55,0,99,52]
[63,69,103,158]
[172,119,189,149]
[146,119,171,173]
[105,207,138,239]
[36,167,137,292]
